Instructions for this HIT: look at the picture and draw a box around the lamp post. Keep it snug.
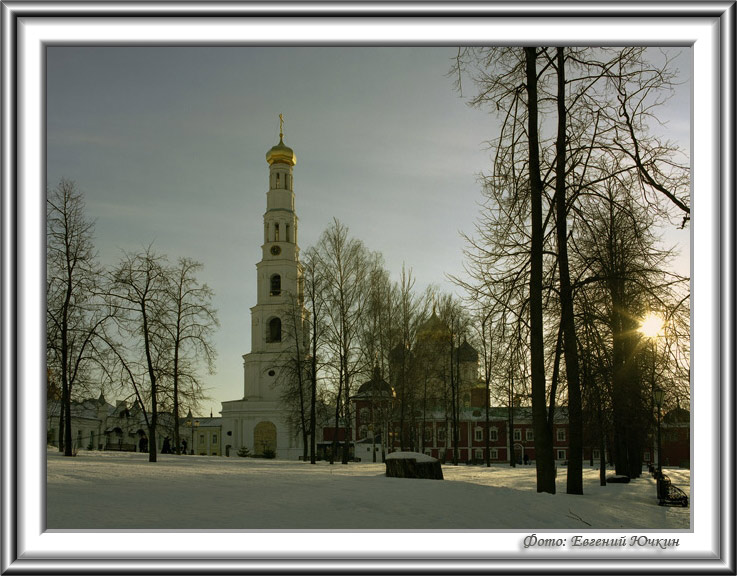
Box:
[653,386,665,504]
[654,387,664,477]
[187,419,199,455]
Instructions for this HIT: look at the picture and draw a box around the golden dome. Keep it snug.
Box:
[266,136,296,166]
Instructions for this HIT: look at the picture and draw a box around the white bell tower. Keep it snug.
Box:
[243,115,302,400]
[220,115,307,459]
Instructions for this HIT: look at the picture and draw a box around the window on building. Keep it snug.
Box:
[269,317,282,342]
[526,429,534,441]
[474,428,483,442]
[491,448,498,460]
[437,428,446,442]
[424,428,433,443]
[212,434,218,444]
[557,449,566,460]
[286,224,291,242]
[557,428,566,442]
[276,173,280,188]
[489,428,498,441]
[644,451,650,462]
[274,223,280,241]
[474,449,483,460]
[514,429,522,441]
[270,274,281,296]
[199,434,205,445]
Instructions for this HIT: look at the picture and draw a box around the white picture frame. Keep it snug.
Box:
[2,1,732,573]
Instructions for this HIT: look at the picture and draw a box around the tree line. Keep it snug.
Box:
[46,179,219,462]
[276,217,483,466]
[275,49,690,492]
[448,46,690,494]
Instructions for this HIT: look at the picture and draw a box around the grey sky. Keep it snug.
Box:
[46,47,690,417]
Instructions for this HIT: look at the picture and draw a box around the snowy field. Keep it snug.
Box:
[47,449,690,530]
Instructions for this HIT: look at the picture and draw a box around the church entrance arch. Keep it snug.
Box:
[253,421,277,455]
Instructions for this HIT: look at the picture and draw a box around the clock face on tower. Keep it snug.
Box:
[270,245,281,256]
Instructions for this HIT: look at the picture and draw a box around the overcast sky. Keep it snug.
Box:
[46,47,690,417]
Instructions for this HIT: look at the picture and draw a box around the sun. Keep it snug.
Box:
[639,313,664,338]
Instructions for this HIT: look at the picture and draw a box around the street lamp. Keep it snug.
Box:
[186,419,199,455]
[654,387,665,479]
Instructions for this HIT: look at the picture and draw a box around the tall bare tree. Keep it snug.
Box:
[107,247,170,463]
[303,247,325,464]
[393,265,420,451]
[47,179,109,456]
[162,257,218,455]
[315,219,371,464]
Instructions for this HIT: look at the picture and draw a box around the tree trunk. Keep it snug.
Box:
[58,403,65,452]
[342,353,351,465]
[508,368,515,467]
[63,379,72,456]
[485,343,491,468]
[173,351,180,455]
[450,334,458,466]
[554,47,584,495]
[310,316,318,464]
[525,46,556,494]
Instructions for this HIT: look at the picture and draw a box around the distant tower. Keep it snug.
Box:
[221,116,306,458]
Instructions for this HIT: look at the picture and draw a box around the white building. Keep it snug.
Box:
[220,121,307,459]
[47,393,177,454]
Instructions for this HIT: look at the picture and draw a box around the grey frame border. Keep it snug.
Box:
[1,1,734,574]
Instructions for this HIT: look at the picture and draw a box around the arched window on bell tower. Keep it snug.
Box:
[268,318,282,342]
[274,223,280,242]
[270,274,281,296]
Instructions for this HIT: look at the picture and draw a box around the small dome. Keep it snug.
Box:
[417,311,449,341]
[456,339,479,362]
[266,137,296,166]
[356,366,395,398]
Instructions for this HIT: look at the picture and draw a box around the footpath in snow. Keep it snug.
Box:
[46,449,690,530]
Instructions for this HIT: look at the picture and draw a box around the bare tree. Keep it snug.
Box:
[314,219,371,464]
[107,247,170,463]
[303,247,325,464]
[471,302,495,467]
[393,265,420,451]
[571,171,689,478]
[46,179,110,456]
[278,288,310,460]
[162,257,218,455]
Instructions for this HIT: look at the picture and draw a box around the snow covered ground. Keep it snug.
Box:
[46,448,690,530]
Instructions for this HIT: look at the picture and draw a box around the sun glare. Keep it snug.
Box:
[639,313,664,338]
